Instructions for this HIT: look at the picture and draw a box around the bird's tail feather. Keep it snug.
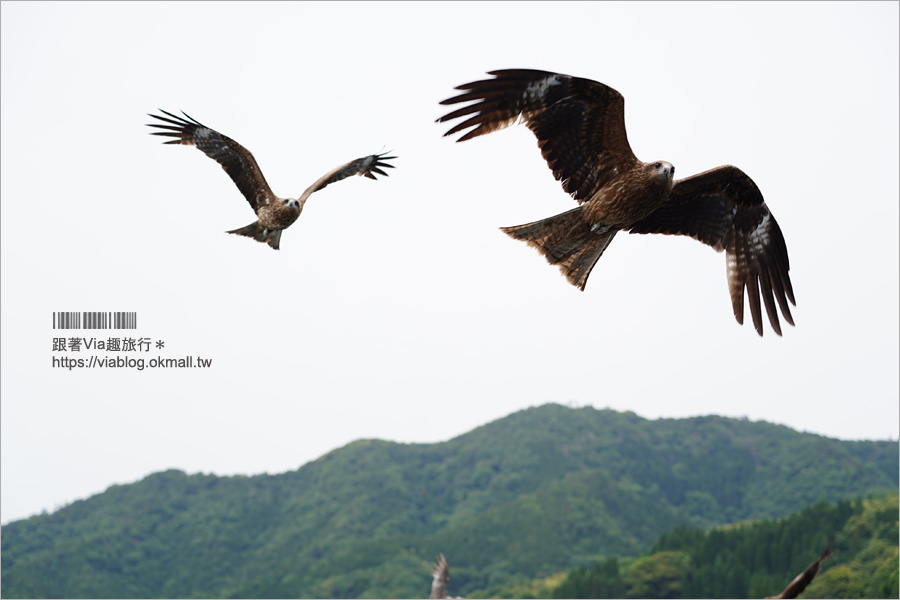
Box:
[501,206,617,291]
[227,221,282,250]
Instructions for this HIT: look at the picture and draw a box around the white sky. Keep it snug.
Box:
[1,1,898,525]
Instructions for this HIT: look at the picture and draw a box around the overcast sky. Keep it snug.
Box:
[2,1,897,525]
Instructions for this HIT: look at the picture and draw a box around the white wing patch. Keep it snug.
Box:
[748,212,771,258]
[357,155,374,173]
[525,75,562,104]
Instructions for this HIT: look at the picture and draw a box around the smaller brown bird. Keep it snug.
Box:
[766,547,833,599]
[429,553,453,599]
[147,110,395,249]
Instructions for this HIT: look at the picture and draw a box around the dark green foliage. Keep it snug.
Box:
[624,551,693,598]
[2,404,897,598]
[552,557,625,598]
[805,494,900,599]
[544,493,898,599]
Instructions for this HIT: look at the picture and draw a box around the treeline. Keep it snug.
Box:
[502,493,897,599]
[2,405,897,598]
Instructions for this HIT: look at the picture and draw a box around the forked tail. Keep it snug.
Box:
[501,206,617,290]
[227,221,282,250]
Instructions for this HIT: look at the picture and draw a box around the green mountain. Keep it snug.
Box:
[495,493,898,599]
[2,404,897,598]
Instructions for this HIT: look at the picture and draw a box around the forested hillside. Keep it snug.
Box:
[489,493,898,599]
[2,404,897,598]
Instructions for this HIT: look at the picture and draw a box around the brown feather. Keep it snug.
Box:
[501,206,618,291]
[147,110,276,210]
[630,166,795,336]
[298,151,396,203]
[438,69,637,204]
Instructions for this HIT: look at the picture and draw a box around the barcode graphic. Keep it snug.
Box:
[53,312,137,330]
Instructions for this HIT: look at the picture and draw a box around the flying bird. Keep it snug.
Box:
[429,553,457,599]
[147,110,395,249]
[437,69,795,336]
[766,547,833,599]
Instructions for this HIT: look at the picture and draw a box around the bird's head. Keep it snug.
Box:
[647,161,675,190]
[284,198,302,211]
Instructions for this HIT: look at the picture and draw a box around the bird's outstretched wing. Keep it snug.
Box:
[298,151,396,203]
[628,165,795,336]
[766,547,833,599]
[147,110,275,210]
[429,553,450,599]
[437,69,638,204]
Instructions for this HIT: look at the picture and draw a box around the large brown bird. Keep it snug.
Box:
[147,110,395,249]
[437,69,795,336]
[766,547,833,599]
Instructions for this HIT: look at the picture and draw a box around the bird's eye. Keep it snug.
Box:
[654,162,661,169]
